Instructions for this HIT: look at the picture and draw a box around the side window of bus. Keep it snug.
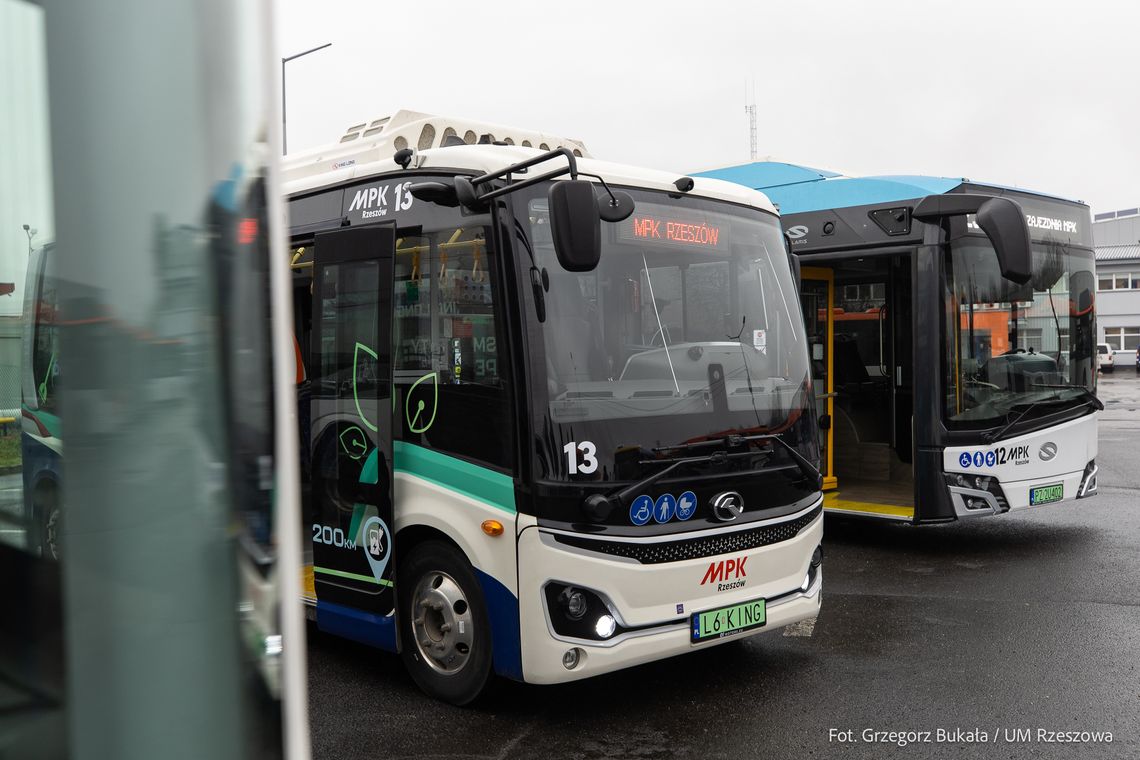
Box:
[393,208,512,470]
[32,258,60,415]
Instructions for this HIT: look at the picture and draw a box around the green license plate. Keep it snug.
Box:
[1029,483,1064,506]
[690,598,766,643]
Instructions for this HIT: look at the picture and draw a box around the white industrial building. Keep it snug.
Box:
[1094,208,1140,367]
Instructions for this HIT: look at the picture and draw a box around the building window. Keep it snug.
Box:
[1097,272,1139,291]
[1105,326,1140,351]
[1021,327,1043,353]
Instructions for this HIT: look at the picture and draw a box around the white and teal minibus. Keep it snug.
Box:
[287,112,824,704]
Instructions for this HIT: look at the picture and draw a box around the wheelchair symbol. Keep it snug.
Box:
[630,495,653,526]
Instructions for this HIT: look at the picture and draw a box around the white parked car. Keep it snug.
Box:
[1097,342,1115,373]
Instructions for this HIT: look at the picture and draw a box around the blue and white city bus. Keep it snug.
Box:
[288,112,824,704]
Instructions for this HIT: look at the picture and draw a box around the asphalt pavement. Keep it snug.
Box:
[308,371,1140,760]
[0,472,25,551]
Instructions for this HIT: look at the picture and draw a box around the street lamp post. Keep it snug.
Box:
[281,42,332,155]
[22,224,36,255]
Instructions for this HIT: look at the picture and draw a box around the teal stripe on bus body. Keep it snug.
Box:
[393,441,516,514]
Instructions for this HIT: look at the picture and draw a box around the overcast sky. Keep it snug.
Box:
[278,0,1140,214]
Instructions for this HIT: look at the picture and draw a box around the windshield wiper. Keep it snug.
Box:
[983,403,1041,444]
[1028,383,1104,410]
[641,252,680,396]
[657,433,823,489]
[982,386,1102,443]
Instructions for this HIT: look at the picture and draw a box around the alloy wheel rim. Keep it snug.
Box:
[45,509,59,560]
[411,571,474,675]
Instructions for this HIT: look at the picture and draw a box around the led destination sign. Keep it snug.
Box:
[619,212,729,251]
[959,190,1092,247]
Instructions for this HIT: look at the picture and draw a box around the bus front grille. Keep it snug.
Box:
[551,505,822,564]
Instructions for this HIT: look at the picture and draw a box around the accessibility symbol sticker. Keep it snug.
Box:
[676,491,697,521]
[959,452,972,468]
[973,452,985,467]
[630,495,653,526]
[985,451,997,467]
[654,493,677,524]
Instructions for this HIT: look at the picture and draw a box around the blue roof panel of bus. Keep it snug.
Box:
[692,161,843,189]
[694,161,1084,214]
[693,162,962,214]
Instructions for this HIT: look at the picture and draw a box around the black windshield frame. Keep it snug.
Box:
[504,183,819,526]
[940,233,1097,434]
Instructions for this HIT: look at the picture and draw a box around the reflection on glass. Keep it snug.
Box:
[0,2,66,756]
[521,187,817,483]
[944,239,1097,428]
[2,0,296,757]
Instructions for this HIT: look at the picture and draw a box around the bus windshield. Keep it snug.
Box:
[520,186,816,482]
[943,238,1096,430]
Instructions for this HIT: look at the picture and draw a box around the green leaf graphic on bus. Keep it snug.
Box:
[339,425,368,460]
[406,371,439,434]
[353,342,379,432]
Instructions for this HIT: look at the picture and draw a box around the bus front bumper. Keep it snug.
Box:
[516,503,823,684]
[942,413,1098,518]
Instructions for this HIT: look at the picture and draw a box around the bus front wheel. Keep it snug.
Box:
[397,540,493,705]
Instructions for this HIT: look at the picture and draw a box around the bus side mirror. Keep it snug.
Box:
[976,197,1032,285]
[548,180,601,272]
[913,194,1032,285]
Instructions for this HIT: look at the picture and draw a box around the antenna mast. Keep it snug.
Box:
[744,79,757,161]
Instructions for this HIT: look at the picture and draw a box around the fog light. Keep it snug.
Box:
[967,498,986,510]
[955,474,969,488]
[810,545,823,568]
[594,614,616,639]
[562,648,581,670]
[800,571,811,592]
[974,475,990,490]
[559,587,588,621]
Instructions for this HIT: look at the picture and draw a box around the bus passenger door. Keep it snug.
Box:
[799,267,837,490]
[309,225,398,642]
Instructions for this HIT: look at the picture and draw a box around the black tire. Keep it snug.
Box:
[397,540,493,705]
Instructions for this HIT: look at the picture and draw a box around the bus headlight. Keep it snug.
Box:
[545,582,626,641]
[558,587,588,621]
[945,471,1009,512]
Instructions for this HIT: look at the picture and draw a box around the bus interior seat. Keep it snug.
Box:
[832,333,890,443]
[833,333,872,386]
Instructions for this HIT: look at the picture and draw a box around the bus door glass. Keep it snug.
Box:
[799,268,836,489]
[889,254,914,469]
[310,226,397,619]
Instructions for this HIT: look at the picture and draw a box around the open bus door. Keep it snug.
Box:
[307,225,399,648]
[800,261,917,522]
[799,267,837,491]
